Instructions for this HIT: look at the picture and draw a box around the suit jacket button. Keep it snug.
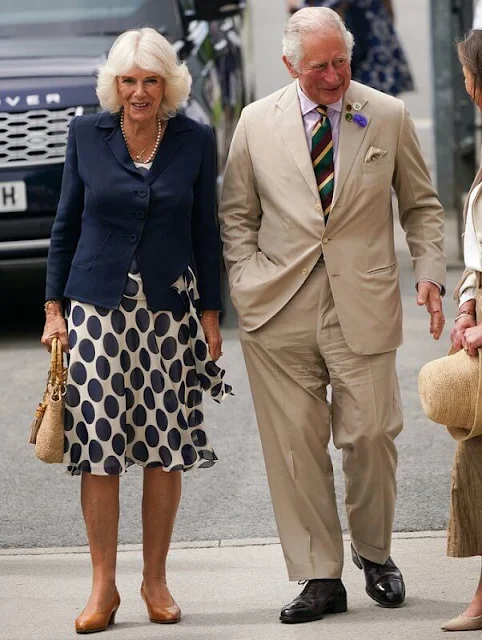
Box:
[135,211,145,219]
[301,267,308,275]
[315,203,322,211]
[138,188,147,197]
[322,237,329,244]
[128,234,137,243]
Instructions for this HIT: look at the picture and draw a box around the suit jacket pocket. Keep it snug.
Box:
[361,156,391,174]
[236,250,279,285]
[367,263,396,275]
[72,231,112,270]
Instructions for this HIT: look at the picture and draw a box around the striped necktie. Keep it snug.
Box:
[311,105,334,222]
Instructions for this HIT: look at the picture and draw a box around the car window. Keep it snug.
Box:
[1,0,183,40]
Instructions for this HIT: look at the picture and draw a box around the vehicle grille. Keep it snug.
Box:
[0,107,78,168]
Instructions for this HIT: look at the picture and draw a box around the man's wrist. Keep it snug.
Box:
[416,279,444,295]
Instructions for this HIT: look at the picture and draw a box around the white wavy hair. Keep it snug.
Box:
[96,27,192,119]
[283,7,354,71]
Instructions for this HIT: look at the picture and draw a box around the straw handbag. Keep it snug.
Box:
[29,337,67,463]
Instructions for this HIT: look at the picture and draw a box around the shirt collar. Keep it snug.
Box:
[296,79,343,117]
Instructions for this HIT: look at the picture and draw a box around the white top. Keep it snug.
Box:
[459,182,482,305]
[134,161,153,170]
[474,0,482,28]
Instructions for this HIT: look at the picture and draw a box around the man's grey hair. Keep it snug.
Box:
[282,7,354,71]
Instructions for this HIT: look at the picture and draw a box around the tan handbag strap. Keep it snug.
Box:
[50,337,58,382]
[56,337,63,382]
[50,337,65,387]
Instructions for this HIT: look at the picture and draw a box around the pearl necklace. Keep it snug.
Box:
[120,110,162,164]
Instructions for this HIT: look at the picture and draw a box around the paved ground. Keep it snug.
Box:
[1,534,480,640]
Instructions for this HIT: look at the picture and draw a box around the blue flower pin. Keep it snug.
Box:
[352,113,368,128]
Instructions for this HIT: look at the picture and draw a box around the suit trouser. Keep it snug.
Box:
[239,261,403,580]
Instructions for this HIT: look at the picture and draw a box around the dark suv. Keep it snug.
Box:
[0,0,245,268]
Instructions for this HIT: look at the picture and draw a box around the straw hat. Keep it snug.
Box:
[418,348,482,441]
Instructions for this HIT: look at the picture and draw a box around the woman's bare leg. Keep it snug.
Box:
[464,561,482,617]
[142,467,181,605]
[80,472,120,614]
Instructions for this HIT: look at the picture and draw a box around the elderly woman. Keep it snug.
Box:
[446,29,482,634]
[41,27,232,634]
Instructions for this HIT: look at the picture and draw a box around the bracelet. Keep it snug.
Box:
[44,299,62,312]
[455,310,475,322]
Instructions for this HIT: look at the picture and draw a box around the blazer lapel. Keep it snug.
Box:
[97,112,140,178]
[331,83,370,210]
[145,114,191,186]
[275,83,320,201]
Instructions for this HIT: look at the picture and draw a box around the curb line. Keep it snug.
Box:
[0,531,447,557]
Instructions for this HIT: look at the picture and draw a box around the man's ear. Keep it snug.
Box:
[282,55,298,79]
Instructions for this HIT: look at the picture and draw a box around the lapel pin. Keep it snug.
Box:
[353,101,362,111]
[353,113,368,127]
[345,112,353,121]
[346,103,352,112]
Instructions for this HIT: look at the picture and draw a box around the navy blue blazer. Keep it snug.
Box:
[46,111,222,313]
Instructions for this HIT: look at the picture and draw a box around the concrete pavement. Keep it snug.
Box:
[1,534,480,640]
[0,214,470,638]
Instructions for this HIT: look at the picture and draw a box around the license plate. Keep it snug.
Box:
[0,181,27,212]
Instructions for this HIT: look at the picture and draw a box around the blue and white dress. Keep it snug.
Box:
[63,162,232,476]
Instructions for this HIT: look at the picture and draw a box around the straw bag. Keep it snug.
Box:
[28,337,67,463]
[418,347,482,441]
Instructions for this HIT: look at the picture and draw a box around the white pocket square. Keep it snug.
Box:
[364,146,388,163]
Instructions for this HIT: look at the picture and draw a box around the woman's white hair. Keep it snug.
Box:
[96,27,192,119]
[283,7,354,71]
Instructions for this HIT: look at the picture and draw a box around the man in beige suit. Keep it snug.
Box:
[219,7,446,624]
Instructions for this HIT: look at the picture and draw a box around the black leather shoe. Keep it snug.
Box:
[280,579,347,624]
[351,544,405,607]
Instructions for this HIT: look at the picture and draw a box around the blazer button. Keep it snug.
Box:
[301,267,308,276]
[322,237,329,244]
[135,211,145,220]
[128,234,138,243]
[315,203,322,211]
[137,188,147,197]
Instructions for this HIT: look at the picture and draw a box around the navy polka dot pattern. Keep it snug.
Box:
[63,267,232,476]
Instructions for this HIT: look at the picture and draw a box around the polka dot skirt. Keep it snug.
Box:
[63,261,232,476]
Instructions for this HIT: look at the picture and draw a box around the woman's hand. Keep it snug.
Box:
[451,314,476,352]
[40,303,69,353]
[200,310,223,362]
[462,324,482,357]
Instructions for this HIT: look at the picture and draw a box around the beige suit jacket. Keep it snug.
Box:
[218,81,446,355]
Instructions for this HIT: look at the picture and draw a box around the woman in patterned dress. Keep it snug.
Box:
[41,27,232,634]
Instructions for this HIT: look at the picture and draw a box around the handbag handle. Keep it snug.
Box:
[49,337,66,397]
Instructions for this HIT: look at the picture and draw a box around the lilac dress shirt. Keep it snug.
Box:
[296,80,342,172]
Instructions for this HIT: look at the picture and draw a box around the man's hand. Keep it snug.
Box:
[417,281,445,340]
